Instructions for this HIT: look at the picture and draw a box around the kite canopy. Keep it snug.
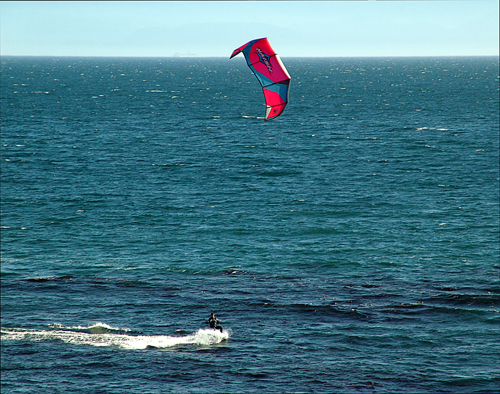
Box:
[230,38,291,120]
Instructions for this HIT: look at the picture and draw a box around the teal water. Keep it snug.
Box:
[1,56,499,393]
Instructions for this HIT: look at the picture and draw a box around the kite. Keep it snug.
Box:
[230,38,291,120]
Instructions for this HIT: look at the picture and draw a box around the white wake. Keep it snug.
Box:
[1,325,230,350]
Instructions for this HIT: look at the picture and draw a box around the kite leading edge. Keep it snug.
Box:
[230,38,291,120]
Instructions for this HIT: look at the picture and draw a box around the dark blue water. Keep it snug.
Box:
[1,56,499,393]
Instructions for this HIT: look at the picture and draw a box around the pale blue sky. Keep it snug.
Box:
[1,1,498,57]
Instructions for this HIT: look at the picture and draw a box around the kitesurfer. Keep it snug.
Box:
[208,312,223,333]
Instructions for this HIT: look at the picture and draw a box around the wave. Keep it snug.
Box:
[1,326,230,350]
[47,321,132,333]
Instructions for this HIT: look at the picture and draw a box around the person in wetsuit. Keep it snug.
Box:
[208,312,223,333]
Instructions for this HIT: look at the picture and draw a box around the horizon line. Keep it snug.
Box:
[2,55,499,59]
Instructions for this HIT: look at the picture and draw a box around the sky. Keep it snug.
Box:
[1,1,498,57]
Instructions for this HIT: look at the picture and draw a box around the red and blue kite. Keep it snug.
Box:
[230,38,291,120]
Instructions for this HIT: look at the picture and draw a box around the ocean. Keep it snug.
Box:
[1,56,499,393]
